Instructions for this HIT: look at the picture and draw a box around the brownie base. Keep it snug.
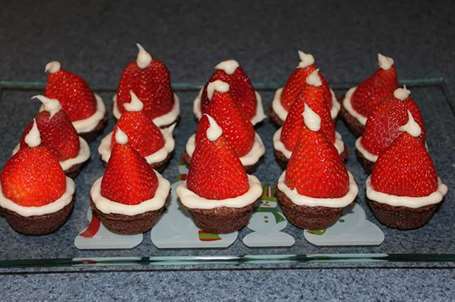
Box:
[269,107,284,127]
[355,149,375,174]
[182,202,257,234]
[64,158,91,179]
[2,199,74,235]
[90,196,169,235]
[150,151,173,172]
[182,151,258,174]
[274,144,348,169]
[276,187,352,230]
[367,198,441,230]
[340,106,364,137]
[79,116,107,143]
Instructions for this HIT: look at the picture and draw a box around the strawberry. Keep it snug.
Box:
[285,122,349,198]
[1,121,66,206]
[44,61,97,121]
[204,80,255,157]
[19,96,80,161]
[200,60,257,121]
[360,88,426,156]
[371,132,438,197]
[350,54,399,118]
[101,129,158,205]
[187,114,249,199]
[111,92,165,157]
[115,44,174,120]
[281,70,336,152]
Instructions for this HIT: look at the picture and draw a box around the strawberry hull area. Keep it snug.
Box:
[0,80,454,271]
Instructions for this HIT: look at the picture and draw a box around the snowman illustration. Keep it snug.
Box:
[243,186,295,247]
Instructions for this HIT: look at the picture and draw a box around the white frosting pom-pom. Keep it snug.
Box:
[207,80,230,100]
[33,95,62,118]
[399,111,421,137]
[393,86,411,101]
[25,119,42,148]
[136,43,152,69]
[115,127,129,145]
[302,103,321,131]
[297,50,315,68]
[124,91,144,112]
[306,69,322,87]
[44,61,61,74]
[205,114,223,142]
[215,60,239,75]
[377,53,394,70]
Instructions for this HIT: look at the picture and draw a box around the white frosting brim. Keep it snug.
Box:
[90,170,170,216]
[271,88,340,122]
[277,171,358,208]
[192,88,266,125]
[0,177,75,217]
[342,86,367,126]
[12,137,91,172]
[185,132,265,166]
[176,175,262,209]
[98,125,175,164]
[355,137,378,162]
[113,93,180,127]
[366,177,447,208]
[72,94,106,134]
[272,127,345,159]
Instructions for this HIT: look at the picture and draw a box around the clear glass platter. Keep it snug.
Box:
[0,78,454,272]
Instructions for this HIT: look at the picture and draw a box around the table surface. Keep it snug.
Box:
[1,0,454,300]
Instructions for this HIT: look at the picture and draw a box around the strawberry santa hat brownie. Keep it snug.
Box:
[273,69,346,167]
[177,114,263,234]
[99,91,175,171]
[276,103,358,230]
[270,50,340,126]
[184,80,265,172]
[15,96,91,178]
[113,44,180,128]
[91,127,170,235]
[355,87,426,173]
[193,59,265,125]
[0,120,76,235]
[44,61,106,141]
[341,53,399,136]
[366,113,447,230]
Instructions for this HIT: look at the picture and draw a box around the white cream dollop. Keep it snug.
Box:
[399,110,421,137]
[393,86,410,100]
[33,95,62,118]
[377,53,394,70]
[207,80,230,100]
[205,114,223,142]
[306,69,322,87]
[303,103,321,131]
[124,91,144,112]
[115,127,128,145]
[297,50,315,68]
[136,43,152,69]
[45,61,61,74]
[215,59,239,75]
[25,119,41,148]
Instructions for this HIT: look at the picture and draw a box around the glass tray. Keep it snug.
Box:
[0,78,454,273]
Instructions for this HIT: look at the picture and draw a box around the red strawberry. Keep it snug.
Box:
[285,123,349,198]
[360,88,426,156]
[371,132,438,197]
[1,122,66,206]
[350,54,399,118]
[101,129,158,205]
[116,44,174,120]
[19,96,80,161]
[187,114,249,199]
[44,61,97,121]
[200,60,257,121]
[111,92,165,157]
[281,70,336,152]
[204,80,255,157]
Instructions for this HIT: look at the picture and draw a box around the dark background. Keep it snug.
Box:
[1,0,455,300]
